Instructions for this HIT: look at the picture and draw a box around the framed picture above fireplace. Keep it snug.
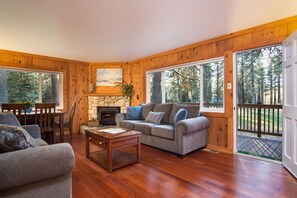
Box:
[96,68,123,86]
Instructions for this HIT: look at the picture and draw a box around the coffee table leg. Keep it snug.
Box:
[137,137,141,163]
[107,142,112,172]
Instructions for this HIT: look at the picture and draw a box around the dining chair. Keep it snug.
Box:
[35,103,56,144]
[1,103,27,125]
[56,102,76,137]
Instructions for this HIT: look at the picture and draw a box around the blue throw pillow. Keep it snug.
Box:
[173,108,188,125]
[126,106,142,120]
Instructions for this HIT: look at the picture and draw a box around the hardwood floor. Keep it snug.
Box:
[65,134,297,198]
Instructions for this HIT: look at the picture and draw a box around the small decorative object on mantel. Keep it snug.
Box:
[88,118,99,127]
[90,83,94,93]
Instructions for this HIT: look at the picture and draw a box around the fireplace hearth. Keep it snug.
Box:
[97,106,121,125]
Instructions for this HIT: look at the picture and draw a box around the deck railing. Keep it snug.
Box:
[237,104,283,137]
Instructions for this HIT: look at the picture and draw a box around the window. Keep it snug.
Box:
[147,58,224,112]
[0,68,63,109]
[149,72,162,103]
[201,60,224,110]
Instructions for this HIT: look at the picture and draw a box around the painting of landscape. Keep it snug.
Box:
[96,68,122,86]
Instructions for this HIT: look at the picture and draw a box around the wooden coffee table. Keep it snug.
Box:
[85,127,141,172]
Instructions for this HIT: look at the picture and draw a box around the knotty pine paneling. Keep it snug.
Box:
[0,49,89,134]
[128,15,297,152]
[207,116,228,148]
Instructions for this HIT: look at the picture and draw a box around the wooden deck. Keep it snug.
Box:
[64,133,297,198]
[237,132,282,161]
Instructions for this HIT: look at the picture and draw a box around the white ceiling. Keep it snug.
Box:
[0,0,297,62]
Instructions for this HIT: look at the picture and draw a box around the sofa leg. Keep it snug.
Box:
[176,154,186,158]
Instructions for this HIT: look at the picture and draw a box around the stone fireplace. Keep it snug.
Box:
[88,96,130,122]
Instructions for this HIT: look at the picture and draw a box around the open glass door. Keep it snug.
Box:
[235,45,283,161]
[282,30,297,178]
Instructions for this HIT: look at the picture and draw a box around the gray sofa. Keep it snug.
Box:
[0,112,75,198]
[116,103,210,157]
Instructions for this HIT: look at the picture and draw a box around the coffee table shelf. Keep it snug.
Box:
[89,150,139,171]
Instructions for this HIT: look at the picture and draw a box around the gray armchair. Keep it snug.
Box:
[0,112,75,198]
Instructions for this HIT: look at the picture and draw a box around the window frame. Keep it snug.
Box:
[146,57,225,113]
[0,67,64,109]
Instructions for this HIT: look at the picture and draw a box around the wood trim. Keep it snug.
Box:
[0,49,88,64]
[89,62,128,65]
[207,144,233,154]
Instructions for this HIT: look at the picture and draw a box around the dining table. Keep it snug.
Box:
[24,110,65,143]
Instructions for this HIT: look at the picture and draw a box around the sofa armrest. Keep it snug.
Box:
[0,143,75,192]
[175,116,210,135]
[115,113,126,127]
[22,125,41,138]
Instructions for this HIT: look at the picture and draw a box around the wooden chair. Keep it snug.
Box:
[56,102,76,137]
[1,103,27,125]
[35,103,56,144]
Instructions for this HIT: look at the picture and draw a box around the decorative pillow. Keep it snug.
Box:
[0,112,21,126]
[126,106,142,120]
[153,103,172,124]
[141,103,155,120]
[173,108,188,125]
[0,124,37,153]
[169,103,181,125]
[145,111,164,124]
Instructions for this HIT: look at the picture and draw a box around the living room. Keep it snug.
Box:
[1,0,297,197]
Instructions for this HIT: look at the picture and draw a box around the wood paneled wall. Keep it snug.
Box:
[128,15,297,152]
[0,49,89,134]
[88,62,130,96]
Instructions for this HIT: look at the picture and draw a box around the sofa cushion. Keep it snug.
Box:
[182,104,200,118]
[0,112,21,126]
[0,124,37,153]
[169,103,200,124]
[151,125,175,140]
[174,108,188,125]
[134,122,157,135]
[141,103,155,119]
[120,120,143,130]
[145,111,164,124]
[126,106,142,120]
[153,103,172,124]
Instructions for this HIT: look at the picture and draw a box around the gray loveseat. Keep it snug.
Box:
[0,112,75,198]
[116,103,210,157]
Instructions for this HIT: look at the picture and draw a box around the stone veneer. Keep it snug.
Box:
[88,96,130,121]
